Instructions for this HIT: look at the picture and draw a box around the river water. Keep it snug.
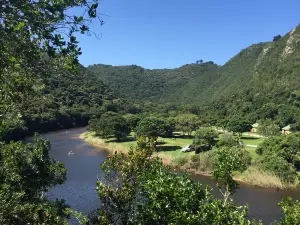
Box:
[37,128,300,224]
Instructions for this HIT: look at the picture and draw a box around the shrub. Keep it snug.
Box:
[172,156,189,167]
[257,154,298,183]
[217,133,240,147]
[189,151,215,172]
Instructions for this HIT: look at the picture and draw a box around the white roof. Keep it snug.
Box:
[282,125,291,130]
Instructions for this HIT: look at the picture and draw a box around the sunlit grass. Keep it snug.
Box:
[241,136,265,146]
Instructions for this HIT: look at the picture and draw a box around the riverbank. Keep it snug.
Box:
[80,132,299,190]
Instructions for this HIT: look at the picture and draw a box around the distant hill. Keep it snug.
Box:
[87,62,219,104]
[4,66,121,140]
[88,25,300,125]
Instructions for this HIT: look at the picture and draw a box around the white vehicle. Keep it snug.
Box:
[181,145,191,152]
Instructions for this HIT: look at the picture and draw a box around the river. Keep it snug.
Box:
[36,128,300,224]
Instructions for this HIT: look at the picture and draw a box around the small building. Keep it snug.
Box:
[282,125,291,135]
[251,123,259,133]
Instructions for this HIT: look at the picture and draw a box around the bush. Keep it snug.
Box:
[172,156,189,167]
[217,133,241,147]
[189,151,215,172]
[257,154,298,183]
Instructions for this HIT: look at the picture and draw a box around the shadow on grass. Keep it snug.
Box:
[157,145,182,152]
[105,137,136,143]
[241,136,260,140]
[156,140,166,145]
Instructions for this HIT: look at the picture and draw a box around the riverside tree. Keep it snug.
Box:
[256,133,300,166]
[213,146,251,205]
[0,135,68,224]
[88,112,131,141]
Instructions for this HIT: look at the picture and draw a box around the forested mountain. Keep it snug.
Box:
[87,62,219,103]
[3,66,121,140]
[88,25,300,126]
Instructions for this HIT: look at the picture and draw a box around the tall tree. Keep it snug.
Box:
[176,114,201,136]
[257,119,280,137]
[136,117,166,151]
[227,117,251,138]
[193,127,218,147]
[88,113,131,141]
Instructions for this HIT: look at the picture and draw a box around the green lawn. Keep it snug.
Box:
[101,132,194,158]
[245,146,260,160]
[156,137,194,157]
[88,132,264,161]
[241,136,265,146]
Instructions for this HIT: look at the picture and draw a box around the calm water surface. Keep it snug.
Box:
[36,128,300,224]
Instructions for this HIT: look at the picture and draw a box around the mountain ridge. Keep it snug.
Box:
[87,25,300,125]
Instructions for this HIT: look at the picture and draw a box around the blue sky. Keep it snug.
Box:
[76,0,300,69]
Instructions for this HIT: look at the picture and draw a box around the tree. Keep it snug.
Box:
[227,117,251,138]
[162,118,176,137]
[176,114,201,136]
[257,103,278,120]
[83,145,256,225]
[273,35,282,42]
[88,113,131,141]
[123,114,141,131]
[217,133,241,148]
[213,147,251,205]
[193,127,218,147]
[290,122,300,132]
[0,134,68,224]
[135,117,166,150]
[257,119,280,137]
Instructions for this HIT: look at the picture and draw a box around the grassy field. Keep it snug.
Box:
[81,132,300,189]
[94,132,195,158]
[241,135,265,146]
[82,131,263,160]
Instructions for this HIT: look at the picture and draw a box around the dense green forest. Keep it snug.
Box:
[88,26,300,128]
[2,66,123,140]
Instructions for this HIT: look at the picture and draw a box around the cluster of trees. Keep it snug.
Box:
[88,113,204,150]
[256,133,300,182]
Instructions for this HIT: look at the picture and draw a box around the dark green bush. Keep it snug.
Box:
[257,154,298,183]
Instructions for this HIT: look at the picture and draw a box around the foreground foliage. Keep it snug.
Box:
[89,147,255,225]
[0,135,68,224]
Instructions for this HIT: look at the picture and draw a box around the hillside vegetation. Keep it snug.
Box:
[88,26,300,126]
[3,66,121,140]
